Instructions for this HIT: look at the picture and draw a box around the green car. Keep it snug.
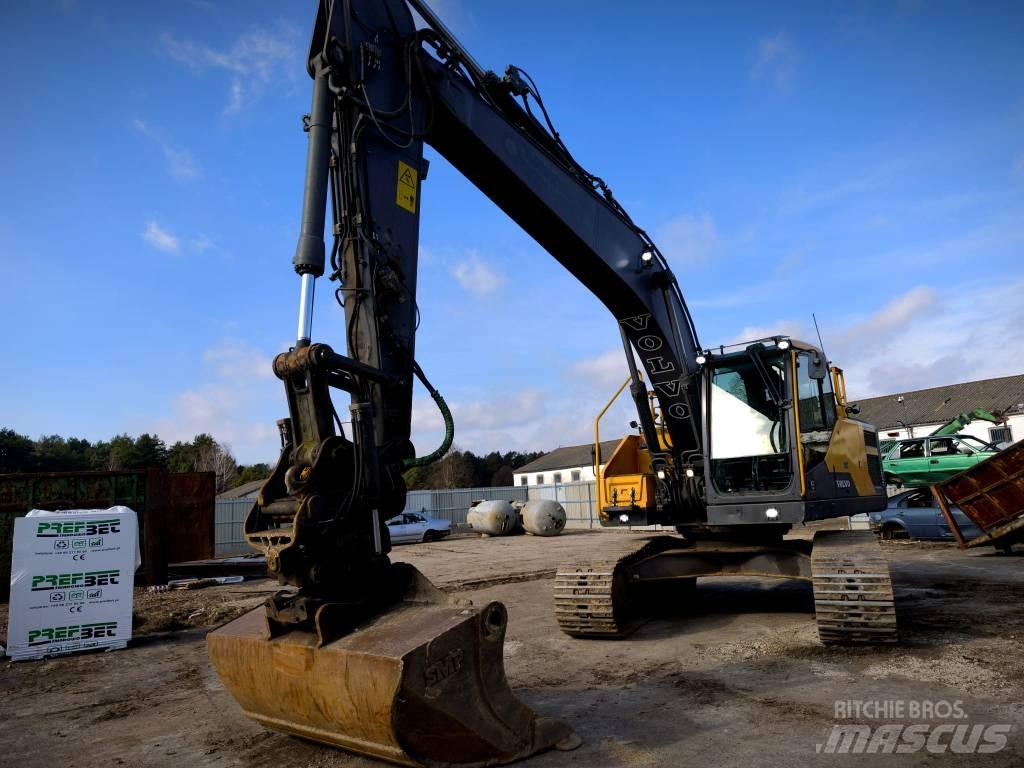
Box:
[882,434,1000,488]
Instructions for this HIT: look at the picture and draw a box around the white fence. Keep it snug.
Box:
[214,481,604,556]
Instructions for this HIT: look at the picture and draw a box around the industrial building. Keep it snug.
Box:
[854,373,1024,445]
[513,439,620,486]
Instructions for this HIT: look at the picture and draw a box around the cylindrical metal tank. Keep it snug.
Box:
[467,499,518,536]
[521,499,567,536]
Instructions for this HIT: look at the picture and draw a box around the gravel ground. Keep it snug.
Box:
[1,529,1022,767]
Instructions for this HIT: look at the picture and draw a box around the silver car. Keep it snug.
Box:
[385,511,451,544]
[869,490,983,542]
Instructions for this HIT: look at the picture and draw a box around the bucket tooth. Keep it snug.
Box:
[208,565,578,767]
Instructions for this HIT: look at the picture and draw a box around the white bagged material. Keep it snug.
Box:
[6,506,139,661]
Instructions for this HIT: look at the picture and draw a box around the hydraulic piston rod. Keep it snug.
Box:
[296,272,316,343]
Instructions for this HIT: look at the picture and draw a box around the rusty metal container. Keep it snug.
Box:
[936,440,1024,549]
[0,469,215,598]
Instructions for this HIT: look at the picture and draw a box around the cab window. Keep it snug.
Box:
[895,440,924,459]
[795,352,837,432]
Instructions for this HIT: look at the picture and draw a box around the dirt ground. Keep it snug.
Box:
[1,529,1022,767]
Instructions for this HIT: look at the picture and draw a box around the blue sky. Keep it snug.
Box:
[2,0,1023,463]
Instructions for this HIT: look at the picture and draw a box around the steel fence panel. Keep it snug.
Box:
[215,498,253,557]
[214,482,599,556]
[528,481,597,528]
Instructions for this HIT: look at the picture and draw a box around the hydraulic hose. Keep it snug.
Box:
[403,360,454,468]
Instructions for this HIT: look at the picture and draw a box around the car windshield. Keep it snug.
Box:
[957,435,995,452]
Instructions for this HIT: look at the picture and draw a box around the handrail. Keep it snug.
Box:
[594,375,638,511]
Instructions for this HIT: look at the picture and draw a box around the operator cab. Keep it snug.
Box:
[595,337,886,530]
[700,337,886,527]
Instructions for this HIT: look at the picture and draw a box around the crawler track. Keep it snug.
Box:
[811,530,898,644]
[553,537,676,638]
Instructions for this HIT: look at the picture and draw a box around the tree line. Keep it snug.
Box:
[1,429,546,492]
[402,446,544,490]
[0,428,270,493]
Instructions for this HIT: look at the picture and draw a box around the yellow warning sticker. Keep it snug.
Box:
[396,160,418,213]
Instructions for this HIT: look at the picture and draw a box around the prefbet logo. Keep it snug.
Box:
[35,519,120,538]
[30,570,120,591]
[27,621,119,646]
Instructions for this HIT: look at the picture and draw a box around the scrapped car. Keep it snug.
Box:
[869,489,983,541]
[881,434,999,488]
[385,511,451,544]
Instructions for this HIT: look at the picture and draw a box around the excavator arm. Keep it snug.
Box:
[242,0,710,605]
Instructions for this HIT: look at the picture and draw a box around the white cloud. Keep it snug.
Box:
[833,285,936,345]
[155,340,280,463]
[159,25,300,114]
[751,31,798,89]
[410,345,648,456]
[224,79,245,115]
[657,212,719,265]
[449,253,505,296]
[411,388,555,455]
[720,281,1024,401]
[571,348,630,389]
[191,234,215,253]
[133,118,201,180]
[142,220,180,253]
[202,341,274,380]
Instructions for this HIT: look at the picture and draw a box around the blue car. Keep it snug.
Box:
[869,490,983,542]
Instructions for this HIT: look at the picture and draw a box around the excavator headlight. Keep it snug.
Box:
[640,250,654,268]
[656,470,666,479]
[776,339,791,350]
[695,354,707,366]
[619,514,630,523]
[685,468,695,478]
[765,507,780,519]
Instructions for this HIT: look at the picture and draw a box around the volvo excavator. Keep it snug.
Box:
[208,1,895,765]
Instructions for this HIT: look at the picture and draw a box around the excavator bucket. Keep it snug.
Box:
[207,565,578,767]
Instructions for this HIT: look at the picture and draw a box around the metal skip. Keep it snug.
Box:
[207,565,579,767]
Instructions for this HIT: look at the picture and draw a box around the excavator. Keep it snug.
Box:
[207,1,894,765]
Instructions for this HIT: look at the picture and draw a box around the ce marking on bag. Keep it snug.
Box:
[69,605,84,614]
[72,553,87,561]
